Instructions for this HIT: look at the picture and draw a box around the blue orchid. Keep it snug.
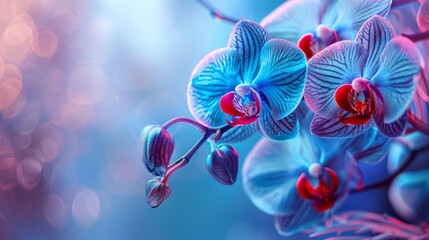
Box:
[304,15,423,138]
[260,0,392,58]
[187,19,307,141]
[242,104,363,236]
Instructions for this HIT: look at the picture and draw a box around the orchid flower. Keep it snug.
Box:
[260,0,392,58]
[187,20,307,141]
[304,15,423,138]
[242,104,363,236]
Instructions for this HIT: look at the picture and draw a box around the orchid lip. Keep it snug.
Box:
[296,167,340,213]
[334,81,376,126]
[220,86,262,126]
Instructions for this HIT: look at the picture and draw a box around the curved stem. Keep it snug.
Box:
[196,0,240,24]
[391,0,418,8]
[161,123,234,184]
[402,31,429,43]
[407,109,429,135]
[162,132,211,183]
[350,146,429,194]
[162,117,207,133]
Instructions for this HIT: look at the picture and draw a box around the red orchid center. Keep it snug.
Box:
[219,84,261,126]
[298,25,338,59]
[296,165,340,213]
[334,78,375,126]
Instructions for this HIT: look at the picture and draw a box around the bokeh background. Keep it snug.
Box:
[0,0,409,240]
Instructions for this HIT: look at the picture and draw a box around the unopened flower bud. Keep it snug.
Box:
[146,177,171,208]
[141,125,174,176]
[206,144,239,185]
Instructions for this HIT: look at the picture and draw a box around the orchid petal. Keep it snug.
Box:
[228,20,271,83]
[356,15,396,79]
[330,0,392,41]
[187,48,242,127]
[389,170,429,221]
[325,152,363,192]
[260,0,324,43]
[310,114,371,138]
[275,203,323,236]
[242,138,308,215]
[217,123,258,143]
[252,39,307,119]
[345,128,391,164]
[258,101,299,141]
[372,37,422,123]
[305,41,368,118]
[372,93,407,137]
[418,0,429,31]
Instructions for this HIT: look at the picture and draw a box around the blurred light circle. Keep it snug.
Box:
[32,122,62,163]
[72,189,100,228]
[51,12,78,34]
[14,133,32,150]
[11,0,32,15]
[12,102,40,134]
[0,64,23,111]
[32,29,58,58]
[42,194,67,230]
[0,82,26,119]
[53,100,95,131]
[3,17,33,45]
[0,135,15,171]
[0,161,18,191]
[29,0,55,19]
[16,157,43,190]
[0,15,35,62]
[67,62,107,105]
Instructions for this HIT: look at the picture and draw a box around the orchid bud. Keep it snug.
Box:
[146,177,171,208]
[141,125,174,176]
[206,144,239,185]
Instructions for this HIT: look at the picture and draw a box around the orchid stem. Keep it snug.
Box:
[391,0,418,8]
[402,31,429,43]
[196,0,240,24]
[407,109,429,135]
[161,123,233,184]
[162,117,207,133]
[350,146,429,194]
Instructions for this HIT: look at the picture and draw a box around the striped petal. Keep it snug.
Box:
[305,41,368,118]
[345,128,391,164]
[242,138,308,215]
[260,0,324,43]
[311,114,371,138]
[228,20,271,83]
[372,37,422,123]
[187,48,242,127]
[372,92,407,137]
[329,0,392,41]
[258,101,299,141]
[217,123,258,143]
[252,39,307,120]
[356,15,396,79]
[275,203,323,236]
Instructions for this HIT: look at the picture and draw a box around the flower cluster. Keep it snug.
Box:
[140,0,429,238]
